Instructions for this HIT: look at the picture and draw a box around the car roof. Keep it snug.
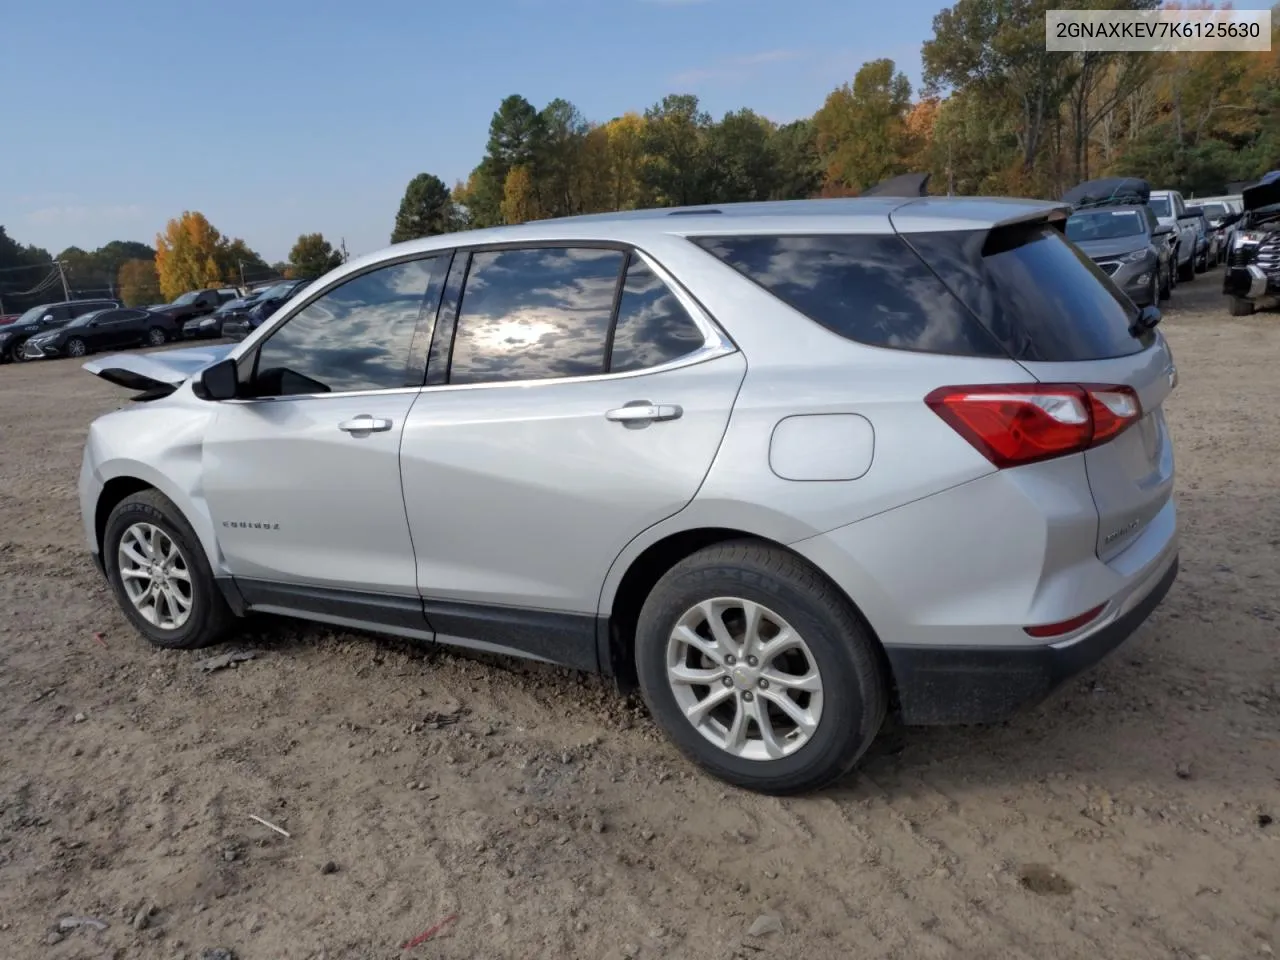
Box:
[1070,203,1148,215]
[342,196,1068,274]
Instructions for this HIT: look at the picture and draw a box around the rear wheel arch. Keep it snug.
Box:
[605,527,893,702]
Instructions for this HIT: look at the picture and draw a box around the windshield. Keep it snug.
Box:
[171,291,201,306]
[1200,202,1230,220]
[258,282,296,300]
[1066,210,1145,241]
[1148,196,1172,218]
[69,310,108,327]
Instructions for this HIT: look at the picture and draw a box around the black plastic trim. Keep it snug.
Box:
[884,556,1178,726]
[236,578,429,631]
[215,576,249,616]
[423,599,601,673]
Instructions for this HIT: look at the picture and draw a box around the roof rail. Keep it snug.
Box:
[667,208,722,216]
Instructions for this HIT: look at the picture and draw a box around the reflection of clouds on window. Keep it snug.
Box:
[255,257,440,394]
[695,235,1003,356]
[449,247,624,385]
[609,256,705,373]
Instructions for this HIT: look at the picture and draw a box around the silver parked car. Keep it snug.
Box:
[77,198,1179,794]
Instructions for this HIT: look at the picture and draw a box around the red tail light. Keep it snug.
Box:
[925,383,1141,468]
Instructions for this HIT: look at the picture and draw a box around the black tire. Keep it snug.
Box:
[1158,263,1171,301]
[146,326,167,346]
[66,338,87,358]
[1145,272,1158,307]
[103,489,236,650]
[634,540,887,795]
[1178,256,1195,282]
[1228,296,1255,317]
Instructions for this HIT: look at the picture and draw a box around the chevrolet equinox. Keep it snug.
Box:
[78,198,1179,794]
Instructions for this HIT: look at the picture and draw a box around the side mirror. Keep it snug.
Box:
[1129,304,1161,336]
[195,357,239,401]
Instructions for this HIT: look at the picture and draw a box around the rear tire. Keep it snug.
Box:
[147,327,167,346]
[1158,264,1171,301]
[1178,256,1195,282]
[103,489,235,650]
[1229,296,1255,317]
[634,540,887,795]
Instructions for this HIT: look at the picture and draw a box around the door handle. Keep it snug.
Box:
[605,402,683,424]
[337,415,393,434]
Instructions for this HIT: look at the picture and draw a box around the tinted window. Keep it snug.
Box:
[905,224,1145,363]
[448,246,624,385]
[693,234,1004,357]
[609,255,705,373]
[253,256,446,396]
[1148,196,1172,218]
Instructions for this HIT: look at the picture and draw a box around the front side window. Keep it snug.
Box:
[251,255,447,396]
[448,247,625,385]
[609,254,706,373]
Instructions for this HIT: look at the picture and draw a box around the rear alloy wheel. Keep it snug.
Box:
[635,541,886,794]
[66,338,87,358]
[147,327,167,346]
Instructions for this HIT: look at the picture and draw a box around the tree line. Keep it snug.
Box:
[5,0,1276,310]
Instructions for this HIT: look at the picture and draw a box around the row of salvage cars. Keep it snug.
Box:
[1063,173,1279,317]
[0,278,312,364]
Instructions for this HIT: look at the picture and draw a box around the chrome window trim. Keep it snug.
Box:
[225,242,738,405]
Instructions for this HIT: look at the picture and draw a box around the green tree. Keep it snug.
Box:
[459,95,546,228]
[535,98,589,218]
[640,94,714,207]
[704,109,780,202]
[768,120,822,200]
[288,233,344,279]
[814,59,915,194]
[391,172,457,242]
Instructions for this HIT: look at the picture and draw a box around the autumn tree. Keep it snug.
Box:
[391,173,457,243]
[288,233,344,279]
[117,259,162,306]
[815,59,915,194]
[500,165,544,224]
[154,211,228,301]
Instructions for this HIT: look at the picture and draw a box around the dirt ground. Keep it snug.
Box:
[1,273,1277,960]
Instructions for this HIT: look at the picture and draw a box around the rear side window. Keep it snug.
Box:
[449,247,625,385]
[609,254,705,373]
[905,224,1146,362]
[692,234,1004,357]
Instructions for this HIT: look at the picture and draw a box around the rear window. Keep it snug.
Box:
[692,234,1005,357]
[904,224,1146,362]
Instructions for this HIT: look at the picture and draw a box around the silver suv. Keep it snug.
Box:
[78,198,1179,794]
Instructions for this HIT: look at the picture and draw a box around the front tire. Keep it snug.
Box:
[635,541,887,795]
[1178,255,1195,282]
[146,327,167,346]
[103,489,235,650]
[1158,263,1171,301]
[66,338,87,358]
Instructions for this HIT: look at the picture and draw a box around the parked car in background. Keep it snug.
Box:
[1149,189,1201,281]
[1223,172,1280,316]
[185,290,268,340]
[1196,198,1242,263]
[1183,206,1219,271]
[0,298,122,363]
[148,288,239,338]
[77,197,1178,794]
[0,314,20,326]
[1065,205,1171,305]
[20,307,172,359]
[220,278,310,340]
[1061,177,1175,304]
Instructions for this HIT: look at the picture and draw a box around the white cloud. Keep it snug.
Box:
[671,48,804,86]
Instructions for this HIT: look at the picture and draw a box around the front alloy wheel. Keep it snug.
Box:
[117,522,194,630]
[667,599,823,761]
[147,327,167,346]
[66,338,87,357]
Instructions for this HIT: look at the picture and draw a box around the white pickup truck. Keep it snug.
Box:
[1149,189,1202,281]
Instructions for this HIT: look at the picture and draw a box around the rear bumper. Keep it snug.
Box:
[883,554,1177,725]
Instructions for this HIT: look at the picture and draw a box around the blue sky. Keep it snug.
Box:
[2,0,937,262]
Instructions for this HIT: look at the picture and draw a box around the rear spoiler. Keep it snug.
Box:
[83,344,234,398]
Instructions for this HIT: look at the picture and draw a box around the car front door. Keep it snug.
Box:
[90,310,136,348]
[201,253,450,620]
[399,245,746,670]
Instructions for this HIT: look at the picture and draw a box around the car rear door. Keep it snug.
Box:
[398,245,744,667]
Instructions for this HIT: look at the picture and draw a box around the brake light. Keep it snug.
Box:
[1023,603,1106,638]
[925,383,1142,468]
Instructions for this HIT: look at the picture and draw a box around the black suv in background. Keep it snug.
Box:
[0,298,122,363]
[147,288,239,338]
[221,278,311,340]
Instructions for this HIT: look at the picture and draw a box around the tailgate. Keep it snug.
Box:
[1019,338,1176,561]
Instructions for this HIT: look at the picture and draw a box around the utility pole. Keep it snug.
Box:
[238,259,246,289]
[56,260,71,302]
